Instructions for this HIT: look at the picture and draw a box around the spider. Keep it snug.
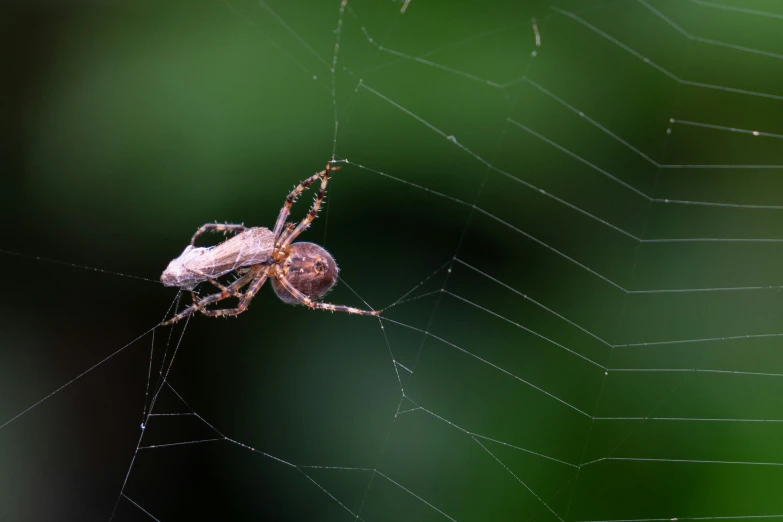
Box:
[160,162,379,325]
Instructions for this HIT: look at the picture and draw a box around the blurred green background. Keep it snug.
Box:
[2,0,783,520]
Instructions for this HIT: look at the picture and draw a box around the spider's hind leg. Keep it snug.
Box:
[190,223,246,246]
[199,270,269,319]
[162,269,256,326]
[188,268,247,300]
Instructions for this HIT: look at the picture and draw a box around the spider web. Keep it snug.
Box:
[2,0,783,520]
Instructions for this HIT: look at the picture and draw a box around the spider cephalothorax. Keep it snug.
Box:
[160,163,378,325]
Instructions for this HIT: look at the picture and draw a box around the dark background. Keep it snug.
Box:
[3,0,783,520]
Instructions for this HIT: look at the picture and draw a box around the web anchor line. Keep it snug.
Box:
[0,248,159,283]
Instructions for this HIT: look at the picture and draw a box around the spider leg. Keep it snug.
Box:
[187,268,246,299]
[272,170,325,242]
[279,163,336,250]
[274,272,379,316]
[272,163,340,243]
[162,269,256,325]
[190,223,246,246]
[199,271,269,318]
[274,223,296,252]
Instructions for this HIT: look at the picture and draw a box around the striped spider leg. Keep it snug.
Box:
[271,163,338,248]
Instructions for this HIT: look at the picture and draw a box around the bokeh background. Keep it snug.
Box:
[3,0,783,520]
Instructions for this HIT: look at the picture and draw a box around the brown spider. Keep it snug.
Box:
[160,163,379,325]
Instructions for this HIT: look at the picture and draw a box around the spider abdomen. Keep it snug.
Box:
[272,242,339,305]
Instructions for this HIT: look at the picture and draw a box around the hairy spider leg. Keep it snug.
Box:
[274,269,380,316]
[162,268,258,325]
[186,268,248,309]
[279,164,334,251]
[272,163,341,244]
[190,223,247,246]
[199,270,270,318]
[274,223,297,254]
[272,169,328,242]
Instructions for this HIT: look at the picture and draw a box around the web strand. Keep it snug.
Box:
[0,325,158,432]
[0,248,159,283]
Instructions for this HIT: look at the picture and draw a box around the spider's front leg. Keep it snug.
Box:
[276,223,296,249]
[274,272,380,317]
[272,163,340,245]
[279,164,336,251]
